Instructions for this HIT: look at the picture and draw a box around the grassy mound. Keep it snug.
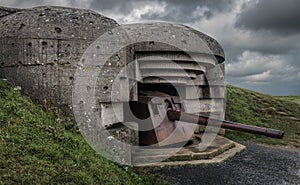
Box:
[1,77,299,184]
[225,85,300,145]
[276,96,300,104]
[0,79,166,184]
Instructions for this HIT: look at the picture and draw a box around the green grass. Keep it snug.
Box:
[0,79,166,185]
[276,96,300,104]
[1,78,299,184]
[225,85,300,145]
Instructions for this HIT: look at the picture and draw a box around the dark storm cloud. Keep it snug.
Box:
[0,0,299,95]
[0,0,63,8]
[2,0,235,23]
[89,0,134,15]
[236,0,300,34]
[89,0,235,23]
[0,0,90,9]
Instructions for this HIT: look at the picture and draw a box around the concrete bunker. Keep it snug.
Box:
[0,6,247,166]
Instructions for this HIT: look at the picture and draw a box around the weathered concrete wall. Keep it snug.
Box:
[0,6,226,138]
[0,6,119,114]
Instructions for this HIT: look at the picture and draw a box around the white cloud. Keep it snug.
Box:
[226,50,286,77]
[102,1,167,24]
[123,2,166,23]
[225,50,300,94]
[226,50,300,82]
[192,5,210,18]
[243,70,271,82]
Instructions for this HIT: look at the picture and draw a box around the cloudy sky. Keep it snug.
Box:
[1,0,299,95]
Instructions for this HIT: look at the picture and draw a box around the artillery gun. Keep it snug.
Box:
[127,91,283,147]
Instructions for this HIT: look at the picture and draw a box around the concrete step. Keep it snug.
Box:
[133,135,245,166]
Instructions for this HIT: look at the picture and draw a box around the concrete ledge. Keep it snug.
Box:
[134,136,246,166]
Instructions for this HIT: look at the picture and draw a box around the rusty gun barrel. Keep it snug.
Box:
[167,110,284,139]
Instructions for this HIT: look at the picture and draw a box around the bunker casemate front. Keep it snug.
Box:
[0,6,227,165]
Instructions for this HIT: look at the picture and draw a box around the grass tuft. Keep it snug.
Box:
[0,79,167,185]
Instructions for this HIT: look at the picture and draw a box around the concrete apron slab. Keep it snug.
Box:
[133,135,246,166]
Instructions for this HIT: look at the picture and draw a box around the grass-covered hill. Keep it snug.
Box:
[0,78,299,184]
[0,79,166,184]
[276,96,300,104]
[225,85,300,145]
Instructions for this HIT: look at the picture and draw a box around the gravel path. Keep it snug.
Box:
[150,142,300,185]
